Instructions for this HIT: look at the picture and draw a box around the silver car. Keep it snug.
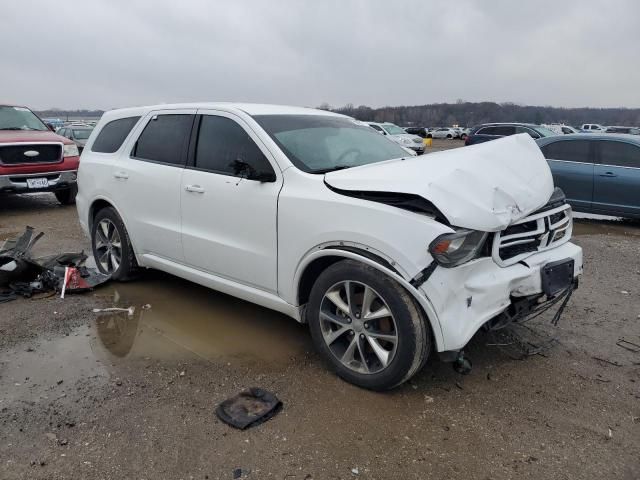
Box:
[367,122,425,154]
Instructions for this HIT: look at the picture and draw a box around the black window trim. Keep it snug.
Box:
[593,138,640,170]
[185,113,278,181]
[90,116,142,154]
[129,113,196,168]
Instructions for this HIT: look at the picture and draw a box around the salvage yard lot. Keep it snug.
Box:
[1,145,639,479]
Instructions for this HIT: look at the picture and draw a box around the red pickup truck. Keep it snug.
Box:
[0,104,81,204]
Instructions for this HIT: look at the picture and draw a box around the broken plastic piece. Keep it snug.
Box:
[92,306,136,317]
[215,388,282,430]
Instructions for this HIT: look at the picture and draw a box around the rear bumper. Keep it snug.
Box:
[420,241,583,352]
[0,170,77,194]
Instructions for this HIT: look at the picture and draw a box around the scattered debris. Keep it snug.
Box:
[620,290,630,295]
[0,227,110,302]
[616,338,640,353]
[607,428,613,440]
[592,356,622,367]
[216,388,282,430]
[142,303,152,310]
[92,306,135,316]
[351,467,359,475]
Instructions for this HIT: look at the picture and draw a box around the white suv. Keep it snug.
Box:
[77,103,582,390]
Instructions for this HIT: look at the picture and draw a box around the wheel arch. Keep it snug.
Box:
[88,197,142,265]
[294,247,445,351]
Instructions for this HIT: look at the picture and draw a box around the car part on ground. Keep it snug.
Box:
[215,388,283,429]
[77,103,582,390]
[0,227,110,301]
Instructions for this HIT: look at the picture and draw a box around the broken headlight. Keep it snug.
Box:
[429,229,488,268]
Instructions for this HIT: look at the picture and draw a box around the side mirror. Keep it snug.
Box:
[250,171,277,183]
[229,159,276,183]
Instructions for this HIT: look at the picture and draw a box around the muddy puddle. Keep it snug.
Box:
[92,273,311,364]
[0,273,311,404]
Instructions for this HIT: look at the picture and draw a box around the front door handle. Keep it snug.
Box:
[113,171,129,180]
[185,184,205,193]
[598,171,617,177]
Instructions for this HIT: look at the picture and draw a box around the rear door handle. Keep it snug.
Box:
[113,171,129,180]
[185,184,205,193]
[598,172,617,177]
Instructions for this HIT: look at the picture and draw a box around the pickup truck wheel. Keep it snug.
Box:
[91,207,138,281]
[54,185,77,205]
[307,260,430,390]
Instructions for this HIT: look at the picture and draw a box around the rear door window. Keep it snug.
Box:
[541,140,592,163]
[194,115,274,178]
[599,141,640,168]
[91,116,141,153]
[132,114,193,166]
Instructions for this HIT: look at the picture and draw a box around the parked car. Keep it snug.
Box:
[465,123,557,145]
[537,134,640,218]
[77,104,582,390]
[403,126,429,138]
[0,104,80,204]
[367,122,425,154]
[57,125,94,152]
[581,124,606,132]
[543,124,582,135]
[605,126,640,135]
[430,127,458,139]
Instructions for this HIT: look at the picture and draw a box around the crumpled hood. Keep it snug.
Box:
[325,134,554,232]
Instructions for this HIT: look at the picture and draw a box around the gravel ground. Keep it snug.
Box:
[1,187,639,480]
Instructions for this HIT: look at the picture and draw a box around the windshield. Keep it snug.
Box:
[381,123,406,135]
[533,126,557,137]
[0,106,48,131]
[254,115,411,173]
[73,128,93,139]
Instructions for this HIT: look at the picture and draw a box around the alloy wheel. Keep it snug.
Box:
[94,219,122,274]
[319,281,398,374]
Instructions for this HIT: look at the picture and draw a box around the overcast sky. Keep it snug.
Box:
[2,0,639,110]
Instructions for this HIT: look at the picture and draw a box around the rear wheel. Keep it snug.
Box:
[446,134,452,139]
[54,184,77,205]
[91,207,138,280]
[307,260,430,390]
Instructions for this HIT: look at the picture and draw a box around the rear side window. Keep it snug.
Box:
[91,116,140,153]
[541,140,591,163]
[194,115,274,177]
[133,114,193,165]
[599,141,640,168]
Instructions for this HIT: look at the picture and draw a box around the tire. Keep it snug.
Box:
[307,260,430,390]
[461,133,468,140]
[54,184,78,205]
[446,134,452,139]
[91,207,138,281]
[426,133,432,139]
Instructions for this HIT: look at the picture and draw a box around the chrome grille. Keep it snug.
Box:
[492,204,572,267]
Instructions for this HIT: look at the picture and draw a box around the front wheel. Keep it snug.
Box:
[446,134,452,139]
[91,207,138,280]
[307,260,430,390]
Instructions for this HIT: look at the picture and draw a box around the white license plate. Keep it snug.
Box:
[26,178,49,189]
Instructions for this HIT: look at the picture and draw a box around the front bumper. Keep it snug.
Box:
[407,144,425,154]
[0,170,78,194]
[420,241,583,352]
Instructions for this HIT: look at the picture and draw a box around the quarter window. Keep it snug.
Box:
[541,140,591,163]
[133,114,192,165]
[92,116,141,154]
[194,115,274,178]
[599,141,640,168]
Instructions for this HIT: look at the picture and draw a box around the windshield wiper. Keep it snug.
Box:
[313,165,352,174]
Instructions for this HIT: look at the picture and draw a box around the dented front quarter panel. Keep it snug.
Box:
[325,134,554,232]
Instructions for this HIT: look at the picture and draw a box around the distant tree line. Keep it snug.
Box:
[325,102,640,128]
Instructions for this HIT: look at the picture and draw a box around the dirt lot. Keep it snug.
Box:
[1,161,639,479]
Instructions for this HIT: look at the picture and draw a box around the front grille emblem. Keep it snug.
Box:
[23,150,40,157]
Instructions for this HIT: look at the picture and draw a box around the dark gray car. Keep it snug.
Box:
[537,134,640,219]
[57,126,93,152]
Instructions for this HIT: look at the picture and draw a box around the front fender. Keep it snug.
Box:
[293,247,445,352]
